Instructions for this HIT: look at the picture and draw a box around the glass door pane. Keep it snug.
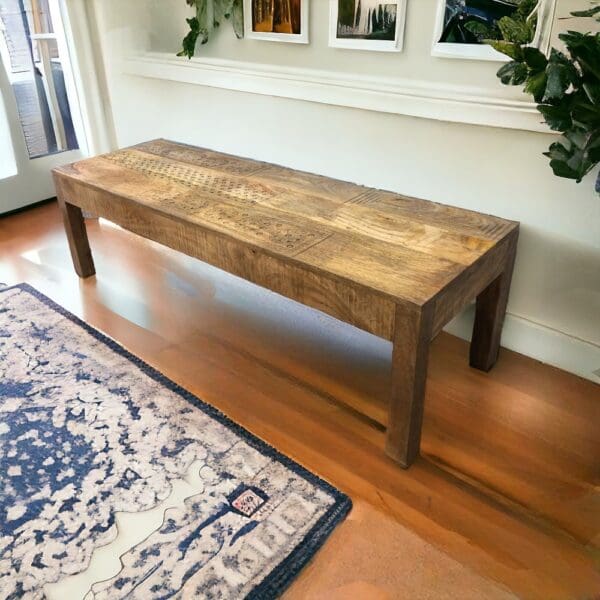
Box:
[0,0,79,158]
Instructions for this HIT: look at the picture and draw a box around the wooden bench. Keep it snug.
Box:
[53,139,519,468]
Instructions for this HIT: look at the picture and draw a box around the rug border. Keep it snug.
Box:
[1,283,352,599]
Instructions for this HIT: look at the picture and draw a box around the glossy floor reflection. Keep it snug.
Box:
[1,201,599,599]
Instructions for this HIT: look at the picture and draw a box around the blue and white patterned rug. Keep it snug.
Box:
[0,283,351,599]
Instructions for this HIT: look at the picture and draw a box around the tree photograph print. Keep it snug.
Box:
[336,0,398,41]
[252,0,302,34]
[329,0,406,51]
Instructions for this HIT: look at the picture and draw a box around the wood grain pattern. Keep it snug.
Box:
[470,237,518,371]
[386,302,435,467]
[2,202,598,600]
[53,139,519,467]
[55,176,397,339]
[54,176,95,278]
[431,231,518,337]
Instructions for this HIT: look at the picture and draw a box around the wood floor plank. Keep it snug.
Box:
[1,202,598,599]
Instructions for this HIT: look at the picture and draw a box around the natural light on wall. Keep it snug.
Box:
[0,13,17,180]
[0,90,17,179]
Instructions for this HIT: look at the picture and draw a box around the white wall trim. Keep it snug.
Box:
[446,308,600,384]
[123,51,551,133]
[61,0,116,155]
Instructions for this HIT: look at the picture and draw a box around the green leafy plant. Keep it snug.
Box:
[463,0,539,43]
[178,0,243,59]
[481,1,600,189]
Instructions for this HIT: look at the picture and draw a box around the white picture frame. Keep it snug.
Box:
[244,0,309,44]
[329,0,407,52]
[431,0,557,61]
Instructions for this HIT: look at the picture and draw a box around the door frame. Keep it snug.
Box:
[0,0,113,214]
[60,0,114,156]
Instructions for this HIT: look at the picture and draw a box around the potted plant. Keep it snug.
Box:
[178,0,243,59]
[471,0,600,191]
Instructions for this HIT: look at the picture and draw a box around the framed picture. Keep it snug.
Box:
[329,0,407,52]
[432,0,557,61]
[244,0,309,44]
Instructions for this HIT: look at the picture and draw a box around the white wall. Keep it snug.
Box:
[87,0,600,381]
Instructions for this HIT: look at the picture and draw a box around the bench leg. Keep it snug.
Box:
[58,198,96,278]
[470,238,517,372]
[385,303,434,468]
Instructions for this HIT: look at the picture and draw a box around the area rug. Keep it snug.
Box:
[0,283,351,599]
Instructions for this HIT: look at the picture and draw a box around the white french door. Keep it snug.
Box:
[0,0,87,214]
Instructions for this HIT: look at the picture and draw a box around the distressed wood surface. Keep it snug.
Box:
[56,191,95,279]
[53,139,518,308]
[53,138,519,467]
[386,302,435,467]
[470,240,518,371]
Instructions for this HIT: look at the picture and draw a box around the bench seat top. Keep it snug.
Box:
[53,139,518,307]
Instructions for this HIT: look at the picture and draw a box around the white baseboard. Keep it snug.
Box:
[446,306,600,384]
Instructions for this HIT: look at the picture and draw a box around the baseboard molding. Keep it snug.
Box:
[0,196,56,217]
[446,306,600,383]
[123,52,551,133]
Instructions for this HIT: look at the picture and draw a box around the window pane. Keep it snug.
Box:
[0,0,78,158]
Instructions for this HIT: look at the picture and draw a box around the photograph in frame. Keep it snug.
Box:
[244,0,309,44]
[431,0,557,61]
[329,0,407,52]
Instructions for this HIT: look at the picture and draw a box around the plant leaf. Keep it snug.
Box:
[544,48,581,102]
[524,70,548,102]
[583,82,600,104]
[177,16,201,59]
[544,131,598,182]
[522,47,547,72]
[537,104,573,131]
[220,0,234,17]
[543,138,582,180]
[571,100,600,129]
[497,61,528,86]
[231,0,244,39]
[196,0,210,43]
[479,1,600,188]
[564,127,588,150]
[488,39,523,60]
[178,0,244,58]
[585,129,600,163]
[545,140,572,162]
[464,21,494,41]
[570,5,600,19]
[497,15,534,45]
[548,158,582,180]
[559,31,600,81]
[516,0,540,19]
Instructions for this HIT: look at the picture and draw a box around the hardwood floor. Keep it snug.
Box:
[1,201,599,599]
